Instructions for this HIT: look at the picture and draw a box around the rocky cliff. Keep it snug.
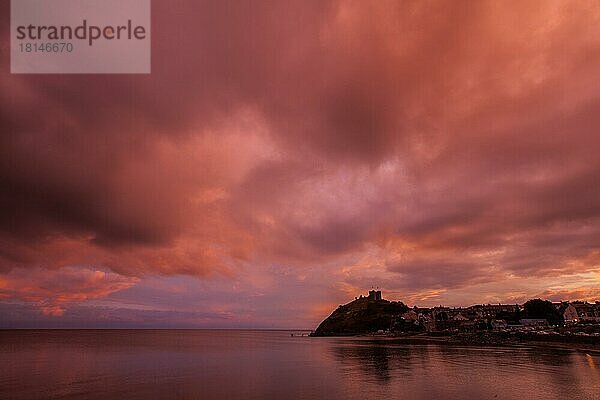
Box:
[312,296,408,336]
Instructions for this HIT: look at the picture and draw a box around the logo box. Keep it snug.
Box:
[11,0,151,74]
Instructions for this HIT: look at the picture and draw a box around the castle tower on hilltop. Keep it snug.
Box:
[368,289,382,300]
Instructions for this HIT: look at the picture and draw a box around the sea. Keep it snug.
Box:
[0,329,598,400]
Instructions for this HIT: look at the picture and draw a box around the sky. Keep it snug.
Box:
[1,0,600,329]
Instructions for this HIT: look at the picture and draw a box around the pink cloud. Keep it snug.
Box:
[1,1,600,325]
[0,267,138,316]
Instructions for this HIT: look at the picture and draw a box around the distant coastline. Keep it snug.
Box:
[311,290,600,351]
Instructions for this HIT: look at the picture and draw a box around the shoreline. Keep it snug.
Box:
[314,332,600,354]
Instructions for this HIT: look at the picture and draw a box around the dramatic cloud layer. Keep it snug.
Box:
[1,0,600,327]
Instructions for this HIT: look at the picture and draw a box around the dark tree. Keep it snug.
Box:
[523,299,562,324]
[496,308,521,324]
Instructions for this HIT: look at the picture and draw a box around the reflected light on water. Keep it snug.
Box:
[586,353,597,371]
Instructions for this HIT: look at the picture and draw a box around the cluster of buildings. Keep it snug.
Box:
[562,302,600,324]
[394,300,600,333]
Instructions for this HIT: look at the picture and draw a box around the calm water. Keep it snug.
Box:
[0,330,599,400]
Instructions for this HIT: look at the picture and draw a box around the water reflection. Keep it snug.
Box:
[587,353,597,371]
[1,331,599,400]
[332,342,393,382]
[326,338,600,400]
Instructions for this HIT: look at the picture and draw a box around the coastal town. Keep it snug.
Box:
[392,296,600,333]
[312,290,600,345]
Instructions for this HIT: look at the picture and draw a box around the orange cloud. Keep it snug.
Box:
[0,267,139,316]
